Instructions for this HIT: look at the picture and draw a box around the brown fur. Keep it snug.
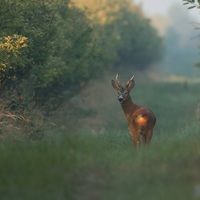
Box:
[112,75,156,149]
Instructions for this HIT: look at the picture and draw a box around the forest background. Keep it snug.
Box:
[1,0,200,135]
[0,0,165,136]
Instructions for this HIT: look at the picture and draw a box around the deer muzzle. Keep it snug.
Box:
[118,95,124,103]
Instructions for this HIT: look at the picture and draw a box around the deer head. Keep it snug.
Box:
[111,74,135,103]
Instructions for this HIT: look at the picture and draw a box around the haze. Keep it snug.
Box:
[134,0,200,19]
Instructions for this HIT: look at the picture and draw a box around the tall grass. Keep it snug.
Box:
[1,125,200,200]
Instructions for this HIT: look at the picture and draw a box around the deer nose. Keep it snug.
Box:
[118,96,124,103]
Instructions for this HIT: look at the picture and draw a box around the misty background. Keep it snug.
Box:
[135,0,200,78]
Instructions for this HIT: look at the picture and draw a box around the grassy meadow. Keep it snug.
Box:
[1,79,200,200]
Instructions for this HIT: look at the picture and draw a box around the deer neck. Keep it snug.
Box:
[121,95,138,120]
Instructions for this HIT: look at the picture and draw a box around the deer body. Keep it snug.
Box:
[111,74,156,149]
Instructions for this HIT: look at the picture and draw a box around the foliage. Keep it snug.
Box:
[0,0,163,102]
[35,3,106,96]
[0,0,164,132]
[73,0,163,70]
[0,0,56,70]
[72,0,141,24]
[0,34,27,83]
[0,0,58,98]
[111,9,163,69]
[0,0,117,104]
[182,0,200,9]
[182,0,200,69]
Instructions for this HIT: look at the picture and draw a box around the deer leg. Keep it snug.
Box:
[129,125,140,149]
[146,129,153,145]
[142,134,147,145]
[134,139,140,149]
[139,126,147,145]
[131,136,140,149]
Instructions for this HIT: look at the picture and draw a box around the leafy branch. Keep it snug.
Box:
[183,0,200,9]
[0,35,28,81]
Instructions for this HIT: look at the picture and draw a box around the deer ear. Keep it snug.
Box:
[126,78,135,91]
[111,80,121,91]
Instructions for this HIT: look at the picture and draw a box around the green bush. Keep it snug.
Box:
[112,9,163,69]
[0,0,164,107]
[0,0,115,104]
[0,0,56,79]
[35,4,106,93]
[0,34,28,82]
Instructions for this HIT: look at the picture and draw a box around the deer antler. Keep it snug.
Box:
[115,74,121,85]
[130,75,134,81]
[116,74,120,83]
[126,75,134,85]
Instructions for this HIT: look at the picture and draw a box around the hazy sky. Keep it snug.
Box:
[134,0,200,19]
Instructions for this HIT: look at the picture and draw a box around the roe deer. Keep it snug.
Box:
[111,74,156,149]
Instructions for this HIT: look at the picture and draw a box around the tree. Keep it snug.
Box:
[0,0,164,108]
[73,0,163,70]
[112,8,163,69]
[32,1,114,104]
[0,0,106,104]
[72,0,141,24]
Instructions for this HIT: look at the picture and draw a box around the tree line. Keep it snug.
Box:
[0,0,163,110]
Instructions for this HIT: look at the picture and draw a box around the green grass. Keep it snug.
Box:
[1,81,200,200]
[80,79,200,134]
[1,125,200,200]
[131,82,200,133]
